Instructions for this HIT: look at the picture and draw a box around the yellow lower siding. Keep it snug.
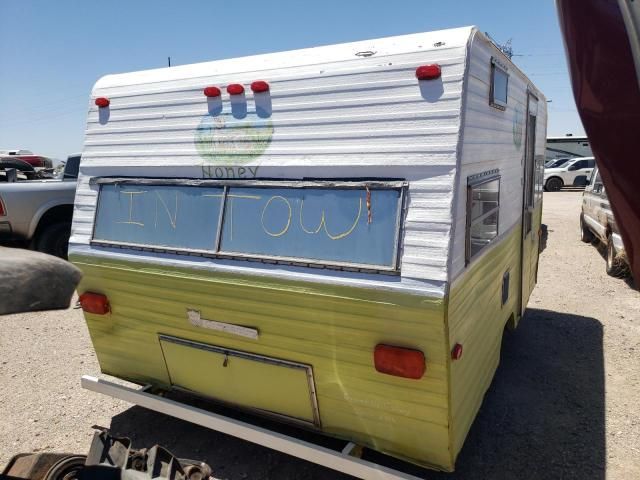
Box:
[71,255,453,470]
[447,203,542,459]
[71,204,541,471]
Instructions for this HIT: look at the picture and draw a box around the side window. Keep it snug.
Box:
[571,160,585,170]
[466,173,501,264]
[63,155,80,179]
[587,159,596,168]
[490,58,509,110]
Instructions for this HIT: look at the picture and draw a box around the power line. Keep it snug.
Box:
[512,52,565,57]
[0,104,87,128]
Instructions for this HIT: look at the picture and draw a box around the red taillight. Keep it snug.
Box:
[0,197,5,216]
[79,292,110,315]
[95,97,110,108]
[226,83,245,95]
[415,64,441,80]
[250,80,270,93]
[203,86,221,97]
[451,343,463,360]
[374,344,425,379]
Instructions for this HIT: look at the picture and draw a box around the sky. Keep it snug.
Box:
[0,0,584,162]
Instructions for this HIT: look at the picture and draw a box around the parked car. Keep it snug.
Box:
[545,157,573,169]
[0,154,80,258]
[543,156,595,191]
[580,167,629,277]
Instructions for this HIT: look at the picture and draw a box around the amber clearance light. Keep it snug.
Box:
[374,344,426,379]
[79,292,110,315]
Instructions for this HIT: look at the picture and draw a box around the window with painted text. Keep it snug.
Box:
[92,180,406,272]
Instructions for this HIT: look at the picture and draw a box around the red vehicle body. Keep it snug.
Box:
[0,150,52,169]
[14,155,52,168]
[556,0,640,280]
[3,155,53,169]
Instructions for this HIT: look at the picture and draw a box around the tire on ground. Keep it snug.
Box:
[545,177,563,192]
[606,234,627,278]
[35,222,71,259]
[580,214,594,243]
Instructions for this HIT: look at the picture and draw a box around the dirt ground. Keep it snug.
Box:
[0,191,638,479]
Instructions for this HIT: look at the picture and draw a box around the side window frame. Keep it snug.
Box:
[490,57,509,110]
[465,171,501,265]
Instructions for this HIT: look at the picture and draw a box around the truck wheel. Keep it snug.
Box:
[545,177,563,192]
[580,214,594,243]
[606,235,625,277]
[35,222,71,259]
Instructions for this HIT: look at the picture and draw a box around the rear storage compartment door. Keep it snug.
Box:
[159,335,319,426]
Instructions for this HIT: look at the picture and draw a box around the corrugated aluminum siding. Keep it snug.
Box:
[449,32,547,279]
[70,27,475,295]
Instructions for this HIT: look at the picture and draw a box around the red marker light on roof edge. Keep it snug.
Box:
[203,86,221,97]
[415,64,441,80]
[95,97,110,107]
[227,83,245,95]
[250,80,270,93]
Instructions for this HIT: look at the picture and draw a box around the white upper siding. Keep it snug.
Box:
[449,31,547,281]
[70,28,476,297]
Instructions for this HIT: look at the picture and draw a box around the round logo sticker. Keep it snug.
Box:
[195,112,273,165]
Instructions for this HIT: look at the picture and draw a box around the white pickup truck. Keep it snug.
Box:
[0,155,79,258]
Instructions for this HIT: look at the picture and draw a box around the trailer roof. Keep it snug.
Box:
[547,136,589,141]
[93,26,475,90]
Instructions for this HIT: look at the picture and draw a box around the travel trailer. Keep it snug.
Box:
[545,135,592,161]
[71,26,547,477]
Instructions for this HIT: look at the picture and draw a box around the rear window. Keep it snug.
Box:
[63,155,80,179]
[91,179,406,273]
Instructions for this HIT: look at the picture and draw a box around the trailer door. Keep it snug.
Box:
[520,92,538,314]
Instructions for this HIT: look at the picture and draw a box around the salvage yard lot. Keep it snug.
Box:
[1,192,638,479]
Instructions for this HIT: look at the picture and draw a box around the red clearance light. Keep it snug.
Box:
[226,83,245,95]
[203,86,221,97]
[250,80,270,93]
[415,64,442,80]
[95,97,110,108]
[79,292,110,315]
[451,343,463,361]
[374,344,426,379]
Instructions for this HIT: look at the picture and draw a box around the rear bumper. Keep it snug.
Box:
[81,375,425,480]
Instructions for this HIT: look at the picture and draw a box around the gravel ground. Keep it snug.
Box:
[1,191,638,479]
